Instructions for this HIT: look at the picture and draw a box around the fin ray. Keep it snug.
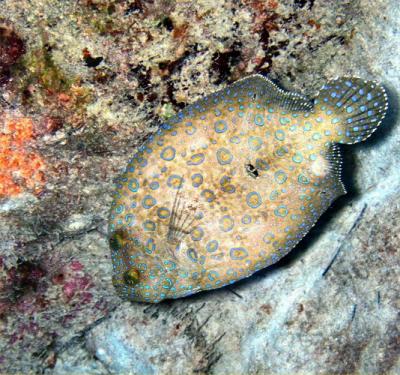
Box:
[313,144,346,203]
[325,143,346,196]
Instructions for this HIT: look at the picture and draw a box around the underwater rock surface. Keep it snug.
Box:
[0,0,399,373]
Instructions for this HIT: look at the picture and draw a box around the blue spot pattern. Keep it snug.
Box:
[109,74,388,303]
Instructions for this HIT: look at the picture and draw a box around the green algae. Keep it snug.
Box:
[21,42,72,95]
[160,102,176,120]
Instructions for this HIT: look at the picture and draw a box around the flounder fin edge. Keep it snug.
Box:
[314,77,388,145]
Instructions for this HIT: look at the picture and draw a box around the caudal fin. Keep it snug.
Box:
[314,77,388,144]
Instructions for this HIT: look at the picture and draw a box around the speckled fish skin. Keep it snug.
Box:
[109,74,388,303]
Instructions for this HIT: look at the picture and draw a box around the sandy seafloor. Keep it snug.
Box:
[0,0,399,373]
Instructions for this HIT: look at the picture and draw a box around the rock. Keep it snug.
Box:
[0,0,399,373]
[61,214,96,233]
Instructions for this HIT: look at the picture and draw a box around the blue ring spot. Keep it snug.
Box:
[208,270,219,281]
[137,157,147,168]
[274,170,287,184]
[125,214,135,226]
[298,174,310,185]
[187,153,205,166]
[219,215,234,232]
[167,175,184,189]
[115,204,124,214]
[279,117,290,125]
[263,232,274,244]
[275,129,285,141]
[256,158,270,171]
[214,120,228,133]
[149,181,159,190]
[254,114,264,126]
[216,148,233,165]
[142,195,156,209]
[191,227,204,241]
[137,263,147,271]
[201,189,216,203]
[160,146,176,161]
[162,277,172,289]
[274,205,288,217]
[246,191,262,208]
[292,152,303,163]
[206,240,219,253]
[242,215,252,224]
[164,260,176,271]
[275,146,288,157]
[128,178,139,192]
[143,220,156,231]
[187,248,198,262]
[248,136,262,151]
[230,247,249,260]
[157,207,170,219]
[191,173,203,188]
[145,238,156,254]
[185,125,197,135]
[220,176,235,193]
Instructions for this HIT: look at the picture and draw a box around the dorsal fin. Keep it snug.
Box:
[178,74,313,121]
[226,74,313,112]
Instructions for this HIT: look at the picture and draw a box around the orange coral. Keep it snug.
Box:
[0,117,46,197]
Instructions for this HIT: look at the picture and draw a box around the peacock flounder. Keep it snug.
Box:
[109,75,388,303]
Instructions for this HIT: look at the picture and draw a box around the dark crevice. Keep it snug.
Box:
[254,14,280,74]
[124,1,144,15]
[294,0,315,9]
[128,64,152,89]
[211,41,242,84]
[158,50,193,109]
[160,16,174,32]
[165,79,185,110]
[4,259,47,301]
[0,23,25,85]
[159,49,191,75]
[308,35,346,52]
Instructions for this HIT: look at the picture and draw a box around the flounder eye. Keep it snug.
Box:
[109,229,130,250]
[245,163,259,179]
[124,268,140,286]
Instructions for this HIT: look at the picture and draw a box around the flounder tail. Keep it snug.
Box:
[314,77,388,144]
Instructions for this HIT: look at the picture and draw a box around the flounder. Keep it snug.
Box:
[108,75,387,303]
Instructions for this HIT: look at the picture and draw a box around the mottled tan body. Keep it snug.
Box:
[109,75,387,302]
